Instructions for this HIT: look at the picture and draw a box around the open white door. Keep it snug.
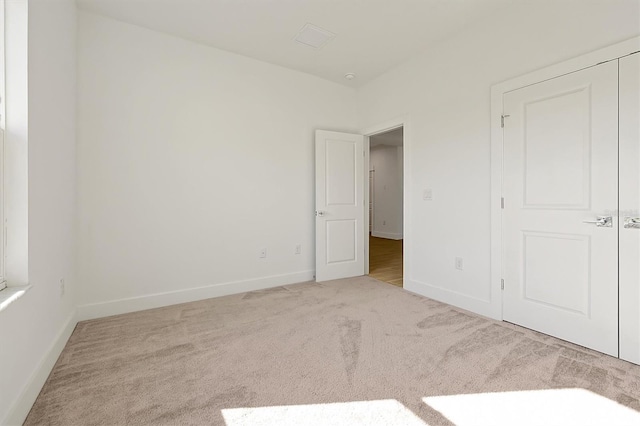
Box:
[315,130,365,282]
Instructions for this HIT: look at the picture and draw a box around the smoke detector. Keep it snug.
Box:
[294,23,335,49]
[344,73,356,81]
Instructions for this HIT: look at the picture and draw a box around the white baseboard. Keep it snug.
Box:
[77,270,315,321]
[404,278,501,320]
[2,309,78,426]
[371,231,403,240]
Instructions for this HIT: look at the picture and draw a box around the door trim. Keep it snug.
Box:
[361,116,410,283]
[490,36,640,321]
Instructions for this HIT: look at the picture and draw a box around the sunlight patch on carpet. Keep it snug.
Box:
[423,388,640,426]
[221,399,428,426]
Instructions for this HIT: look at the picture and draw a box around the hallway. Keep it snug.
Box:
[369,236,403,287]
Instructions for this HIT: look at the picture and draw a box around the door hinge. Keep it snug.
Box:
[501,197,504,209]
[501,279,504,290]
[501,114,510,128]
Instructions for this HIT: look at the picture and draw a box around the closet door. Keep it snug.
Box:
[502,61,619,356]
[619,52,640,364]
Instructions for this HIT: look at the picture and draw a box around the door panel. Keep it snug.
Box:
[523,87,591,209]
[315,130,364,282]
[326,140,357,205]
[326,219,357,263]
[521,231,590,315]
[619,52,640,364]
[503,61,619,356]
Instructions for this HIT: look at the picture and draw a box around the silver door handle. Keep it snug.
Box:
[582,216,612,227]
[315,210,325,217]
[624,217,640,229]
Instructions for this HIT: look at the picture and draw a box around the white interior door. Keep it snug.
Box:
[503,61,619,356]
[619,52,640,364]
[315,130,365,282]
[369,170,374,233]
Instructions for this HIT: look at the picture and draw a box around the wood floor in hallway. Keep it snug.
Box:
[368,236,403,287]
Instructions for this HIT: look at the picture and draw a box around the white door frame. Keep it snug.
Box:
[490,36,640,321]
[361,116,410,282]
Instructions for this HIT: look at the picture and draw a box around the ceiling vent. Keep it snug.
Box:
[294,23,335,49]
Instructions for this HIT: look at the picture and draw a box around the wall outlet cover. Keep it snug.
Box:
[455,257,463,270]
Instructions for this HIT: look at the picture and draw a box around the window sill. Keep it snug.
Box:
[0,285,32,313]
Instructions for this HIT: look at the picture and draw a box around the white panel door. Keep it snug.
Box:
[620,52,640,364]
[503,61,619,356]
[315,130,365,282]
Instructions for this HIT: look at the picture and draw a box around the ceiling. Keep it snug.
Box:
[76,0,516,87]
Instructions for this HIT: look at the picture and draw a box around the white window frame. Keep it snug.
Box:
[0,129,4,290]
[0,0,6,290]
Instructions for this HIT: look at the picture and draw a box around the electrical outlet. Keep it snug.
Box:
[260,248,267,258]
[295,244,302,255]
[383,220,386,226]
[455,257,463,270]
[423,189,433,201]
[59,278,65,296]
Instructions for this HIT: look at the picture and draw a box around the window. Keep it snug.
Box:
[0,128,4,291]
[0,1,5,291]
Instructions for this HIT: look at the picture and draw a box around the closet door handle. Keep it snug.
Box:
[624,217,640,229]
[582,216,612,227]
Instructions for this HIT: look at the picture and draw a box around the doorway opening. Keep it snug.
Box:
[367,127,403,287]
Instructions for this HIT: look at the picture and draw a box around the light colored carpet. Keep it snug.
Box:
[25,276,640,425]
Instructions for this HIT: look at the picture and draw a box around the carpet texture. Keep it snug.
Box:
[24,276,640,425]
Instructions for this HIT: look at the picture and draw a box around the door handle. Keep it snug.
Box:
[624,217,640,229]
[582,216,612,227]
[315,210,326,217]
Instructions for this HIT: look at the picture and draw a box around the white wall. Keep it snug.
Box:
[0,0,78,424]
[76,12,357,318]
[370,145,403,239]
[357,0,640,317]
